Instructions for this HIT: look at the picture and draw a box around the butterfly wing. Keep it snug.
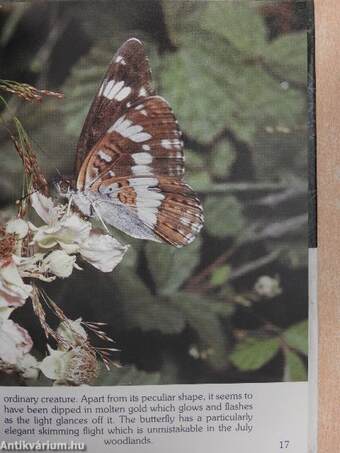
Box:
[75,38,155,174]
[75,40,203,247]
[92,176,203,247]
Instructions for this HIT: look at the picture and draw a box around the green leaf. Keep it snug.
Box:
[253,129,307,181]
[283,350,307,382]
[264,32,307,85]
[201,2,267,55]
[161,1,206,47]
[171,293,234,369]
[204,195,245,238]
[97,365,161,386]
[185,149,206,171]
[210,265,231,287]
[160,30,305,145]
[186,171,214,192]
[230,337,280,371]
[145,238,201,294]
[112,269,186,335]
[209,140,236,180]
[160,34,245,144]
[283,320,308,355]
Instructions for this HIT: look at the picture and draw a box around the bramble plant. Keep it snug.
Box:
[0,81,127,384]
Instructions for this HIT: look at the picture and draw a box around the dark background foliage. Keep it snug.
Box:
[0,0,309,386]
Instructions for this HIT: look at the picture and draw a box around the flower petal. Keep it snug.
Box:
[6,218,29,239]
[80,232,128,272]
[39,348,72,380]
[0,259,32,307]
[17,353,39,379]
[43,250,76,278]
[31,192,58,224]
[0,319,33,364]
[57,318,87,346]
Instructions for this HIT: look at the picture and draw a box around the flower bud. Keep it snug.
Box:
[254,275,282,298]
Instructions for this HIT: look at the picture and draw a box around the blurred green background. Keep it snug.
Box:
[0,0,309,386]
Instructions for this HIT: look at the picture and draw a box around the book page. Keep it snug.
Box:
[0,1,312,452]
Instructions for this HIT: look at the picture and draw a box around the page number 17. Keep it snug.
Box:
[280,440,290,449]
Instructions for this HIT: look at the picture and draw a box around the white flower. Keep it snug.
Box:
[0,314,33,365]
[254,275,282,298]
[39,345,73,381]
[0,258,32,307]
[30,192,127,274]
[80,231,128,272]
[32,213,91,254]
[0,309,38,377]
[43,250,77,278]
[6,218,29,239]
[57,318,87,346]
[39,345,97,385]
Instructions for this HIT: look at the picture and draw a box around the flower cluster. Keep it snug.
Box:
[39,319,99,385]
[0,192,127,384]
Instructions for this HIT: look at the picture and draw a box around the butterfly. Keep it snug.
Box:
[61,38,203,248]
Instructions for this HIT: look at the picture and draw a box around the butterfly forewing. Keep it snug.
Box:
[76,96,185,190]
[73,39,203,247]
[75,38,155,174]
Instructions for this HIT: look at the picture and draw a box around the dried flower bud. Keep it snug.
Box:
[64,346,98,385]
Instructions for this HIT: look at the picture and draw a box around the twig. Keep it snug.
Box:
[248,214,307,242]
[229,249,281,280]
[197,182,292,194]
[252,185,307,207]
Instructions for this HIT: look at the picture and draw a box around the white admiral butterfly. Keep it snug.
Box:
[62,38,203,247]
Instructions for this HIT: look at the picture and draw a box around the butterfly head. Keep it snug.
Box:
[54,175,75,198]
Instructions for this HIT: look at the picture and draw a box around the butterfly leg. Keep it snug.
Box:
[89,201,110,234]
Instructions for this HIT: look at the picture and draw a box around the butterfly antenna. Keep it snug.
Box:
[66,195,73,216]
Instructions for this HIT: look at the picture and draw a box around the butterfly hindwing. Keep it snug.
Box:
[93,175,203,247]
[75,38,155,174]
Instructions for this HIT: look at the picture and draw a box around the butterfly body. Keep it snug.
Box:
[63,38,203,247]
